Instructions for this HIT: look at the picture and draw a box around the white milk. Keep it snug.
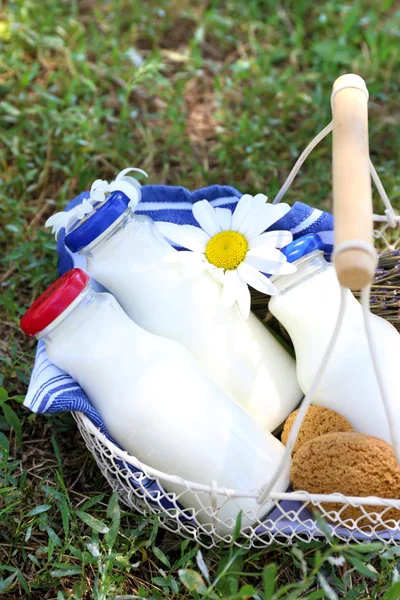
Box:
[269,250,400,443]
[38,284,289,534]
[77,209,302,431]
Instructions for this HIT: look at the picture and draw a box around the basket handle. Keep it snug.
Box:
[331,74,377,290]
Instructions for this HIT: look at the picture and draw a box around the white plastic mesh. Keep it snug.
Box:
[74,412,400,548]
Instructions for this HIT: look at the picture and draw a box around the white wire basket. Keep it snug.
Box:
[74,412,400,548]
[72,75,400,548]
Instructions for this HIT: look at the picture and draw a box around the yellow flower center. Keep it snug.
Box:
[205,230,248,270]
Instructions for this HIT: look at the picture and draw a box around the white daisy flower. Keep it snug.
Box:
[45,167,147,239]
[156,194,296,319]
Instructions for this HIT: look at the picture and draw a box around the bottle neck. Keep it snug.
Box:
[37,286,94,341]
[79,206,135,256]
[272,250,329,296]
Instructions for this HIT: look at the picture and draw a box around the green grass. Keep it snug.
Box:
[1,0,400,597]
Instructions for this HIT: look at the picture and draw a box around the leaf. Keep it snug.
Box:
[196,549,211,585]
[59,496,70,539]
[15,569,29,594]
[174,544,199,569]
[307,591,328,600]
[317,573,339,600]
[152,576,171,588]
[216,551,244,597]
[231,510,243,545]
[81,494,105,512]
[346,555,378,580]
[41,485,63,500]
[313,511,334,542]
[0,101,20,117]
[27,504,52,517]
[47,526,62,547]
[239,584,257,598]
[106,491,119,520]
[382,582,400,600]
[263,563,277,600]
[51,433,63,475]
[86,542,100,557]
[105,492,120,550]
[0,571,17,592]
[146,515,159,547]
[0,432,9,462]
[48,537,55,561]
[178,569,207,594]
[2,403,22,450]
[25,525,32,542]
[50,567,82,577]
[75,510,109,534]
[28,553,40,567]
[383,547,400,559]
[153,546,171,569]
[346,542,383,554]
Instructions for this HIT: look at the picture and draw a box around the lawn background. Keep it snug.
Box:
[1,0,400,598]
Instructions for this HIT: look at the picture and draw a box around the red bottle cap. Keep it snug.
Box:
[20,268,90,337]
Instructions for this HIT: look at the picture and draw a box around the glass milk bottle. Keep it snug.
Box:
[63,191,302,431]
[268,248,400,443]
[21,269,289,534]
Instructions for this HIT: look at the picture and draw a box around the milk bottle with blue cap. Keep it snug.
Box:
[56,183,302,431]
[269,236,400,443]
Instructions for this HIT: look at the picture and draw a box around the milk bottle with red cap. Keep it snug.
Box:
[21,268,290,533]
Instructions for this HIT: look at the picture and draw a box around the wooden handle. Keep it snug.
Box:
[332,74,376,290]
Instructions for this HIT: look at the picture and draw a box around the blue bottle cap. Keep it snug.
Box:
[64,190,130,253]
[281,234,325,263]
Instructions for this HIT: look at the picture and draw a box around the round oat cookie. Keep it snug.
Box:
[291,431,400,525]
[281,406,353,455]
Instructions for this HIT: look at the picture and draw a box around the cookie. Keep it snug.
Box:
[281,406,353,455]
[291,432,400,525]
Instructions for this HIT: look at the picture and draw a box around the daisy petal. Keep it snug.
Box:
[115,167,148,180]
[244,253,296,275]
[90,179,105,192]
[252,193,269,208]
[45,213,64,228]
[207,265,225,284]
[65,212,79,233]
[240,203,291,240]
[109,179,141,207]
[247,246,290,262]
[231,194,253,231]
[238,263,277,296]
[90,188,107,204]
[163,250,198,263]
[155,222,209,252]
[215,208,232,231]
[235,273,251,319]
[192,200,221,237]
[163,250,208,276]
[235,194,268,233]
[179,256,209,277]
[81,199,94,213]
[250,230,293,249]
[220,270,240,309]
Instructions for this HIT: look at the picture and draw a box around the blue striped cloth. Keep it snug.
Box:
[23,184,334,517]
